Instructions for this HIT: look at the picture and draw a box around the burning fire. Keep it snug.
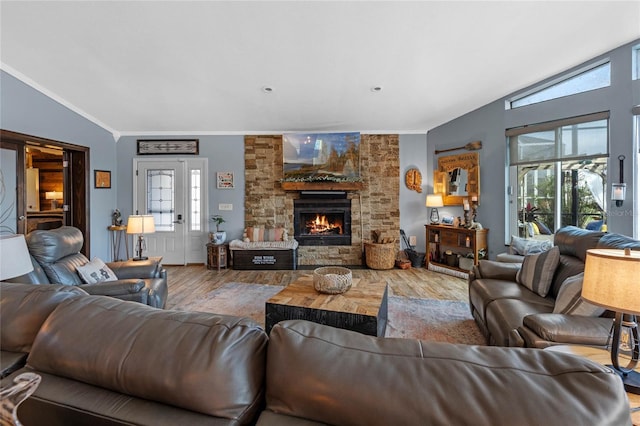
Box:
[306,214,342,235]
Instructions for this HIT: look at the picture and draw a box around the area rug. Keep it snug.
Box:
[177,282,485,345]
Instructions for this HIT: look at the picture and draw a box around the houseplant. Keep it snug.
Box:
[210,215,227,244]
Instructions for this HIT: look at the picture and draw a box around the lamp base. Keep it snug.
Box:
[608,366,640,394]
[132,256,148,261]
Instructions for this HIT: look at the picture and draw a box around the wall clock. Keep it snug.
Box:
[405,168,422,193]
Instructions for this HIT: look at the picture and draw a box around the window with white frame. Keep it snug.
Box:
[634,44,640,80]
[508,62,611,109]
[507,112,609,239]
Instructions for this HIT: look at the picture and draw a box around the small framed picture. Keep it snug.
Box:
[217,172,234,189]
[441,215,454,226]
[95,170,111,188]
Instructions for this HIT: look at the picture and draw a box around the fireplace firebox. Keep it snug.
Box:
[294,192,351,246]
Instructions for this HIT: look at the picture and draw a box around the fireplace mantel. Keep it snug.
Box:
[280,182,364,191]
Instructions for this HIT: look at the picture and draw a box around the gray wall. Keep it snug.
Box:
[1,70,117,260]
[115,135,246,242]
[428,40,640,258]
[399,134,428,251]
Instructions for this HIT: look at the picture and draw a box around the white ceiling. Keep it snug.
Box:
[1,1,639,138]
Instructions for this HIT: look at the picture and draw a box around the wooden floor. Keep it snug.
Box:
[164,265,468,310]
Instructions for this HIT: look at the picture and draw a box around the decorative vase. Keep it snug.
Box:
[213,231,226,245]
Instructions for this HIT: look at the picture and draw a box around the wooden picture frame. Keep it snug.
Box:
[137,139,199,155]
[217,172,234,189]
[95,170,111,188]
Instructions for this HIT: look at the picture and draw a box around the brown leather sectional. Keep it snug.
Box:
[469,226,640,348]
[1,282,632,425]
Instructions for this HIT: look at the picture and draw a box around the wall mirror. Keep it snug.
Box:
[434,152,480,206]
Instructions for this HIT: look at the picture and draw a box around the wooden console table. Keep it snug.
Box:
[425,224,488,277]
[107,225,129,261]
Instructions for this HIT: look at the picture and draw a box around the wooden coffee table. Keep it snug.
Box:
[265,275,388,336]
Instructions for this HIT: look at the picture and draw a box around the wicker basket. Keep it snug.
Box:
[313,266,353,294]
[364,242,396,270]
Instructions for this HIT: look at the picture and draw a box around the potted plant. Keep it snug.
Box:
[210,215,227,245]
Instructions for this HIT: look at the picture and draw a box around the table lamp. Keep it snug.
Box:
[45,191,63,209]
[0,234,34,280]
[581,248,640,394]
[425,194,444,224]
[126,215,155,261]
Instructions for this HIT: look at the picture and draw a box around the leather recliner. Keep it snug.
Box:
[7,226,168,308]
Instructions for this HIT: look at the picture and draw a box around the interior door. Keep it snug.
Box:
[0,143,24,234]
[134,158,207,265]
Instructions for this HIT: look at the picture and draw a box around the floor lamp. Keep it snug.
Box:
[582,248,640,394]
[126,215,156,261]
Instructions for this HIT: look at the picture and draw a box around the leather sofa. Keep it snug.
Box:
[7,226,168,308]
[469,226,640,348]
[1,282,632,426]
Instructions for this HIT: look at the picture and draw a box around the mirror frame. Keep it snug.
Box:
[435,152,480,206]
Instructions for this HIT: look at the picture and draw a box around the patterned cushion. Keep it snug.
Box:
[510,235,553,255]
[553,272,606,316]
[77,258,118,284]
[516,246,560,297]
[243,227,288,242]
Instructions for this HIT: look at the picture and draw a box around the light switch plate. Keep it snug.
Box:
[409,235,417,246]
[219,203,233,211]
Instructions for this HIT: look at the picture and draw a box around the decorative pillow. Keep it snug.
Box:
[534,220,552,235]
[243,227,288,242]
[77,257,118,284]
[553,272,606,316]
[510,235,553,255]
[516,246,560,297]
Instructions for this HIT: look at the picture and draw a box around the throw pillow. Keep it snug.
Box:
[553,272,606,316]
[243,227,288,242]
[77,257,118,284]
[510,235,553,255]
[516,246,560,297]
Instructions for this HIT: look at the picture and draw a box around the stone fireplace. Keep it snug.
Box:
[293,192,351,246]
[244,134,400,266]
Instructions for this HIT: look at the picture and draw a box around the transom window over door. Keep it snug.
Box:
[506,112,609,241]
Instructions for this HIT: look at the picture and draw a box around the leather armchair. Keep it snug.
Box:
[7,226,168,308]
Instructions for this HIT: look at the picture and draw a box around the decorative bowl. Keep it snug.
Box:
[313,266,353,294]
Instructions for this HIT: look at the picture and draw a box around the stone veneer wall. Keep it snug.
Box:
[244,134,400,266]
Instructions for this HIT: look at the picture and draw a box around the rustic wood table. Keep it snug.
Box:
[265,275,388,337]
[545,344,640,425]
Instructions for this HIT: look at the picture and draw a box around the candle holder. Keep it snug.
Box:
[471,200,478,224]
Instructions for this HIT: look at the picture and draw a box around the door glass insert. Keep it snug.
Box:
[190,169,201,231]
[146,169,175,232]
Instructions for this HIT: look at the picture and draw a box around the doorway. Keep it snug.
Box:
[0,130,90,254]
[133,158,208,265]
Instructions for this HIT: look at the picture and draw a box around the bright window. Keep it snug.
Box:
[634,44,640,80]
[146,169,175,232]
[190,169,201,232]
[507,113,609,238]
[509,62,610,109]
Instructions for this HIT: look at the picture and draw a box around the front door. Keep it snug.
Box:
[133,158,208,265]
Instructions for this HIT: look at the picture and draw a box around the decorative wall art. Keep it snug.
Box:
[137,139,199,155]
[94,170,111,188]
[281,132,361,184]
[217,172,234,189]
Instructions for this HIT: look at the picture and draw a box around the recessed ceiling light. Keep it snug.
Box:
[262,86,274,93]
[371,86,383,93]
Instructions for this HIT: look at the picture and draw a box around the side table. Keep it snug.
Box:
[207,243,228,271]
[545,345,639,425]
[107,225,129,261]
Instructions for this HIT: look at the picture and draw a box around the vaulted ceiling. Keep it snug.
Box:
[1,1,639,137]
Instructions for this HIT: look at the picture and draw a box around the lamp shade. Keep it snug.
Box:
[425,194,444,208]
[126,215,156,234]
[581,248,640,315]
[0,234,34,280]
[45,191,62,200]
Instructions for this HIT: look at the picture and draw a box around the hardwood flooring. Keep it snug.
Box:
[164,265,468,310]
